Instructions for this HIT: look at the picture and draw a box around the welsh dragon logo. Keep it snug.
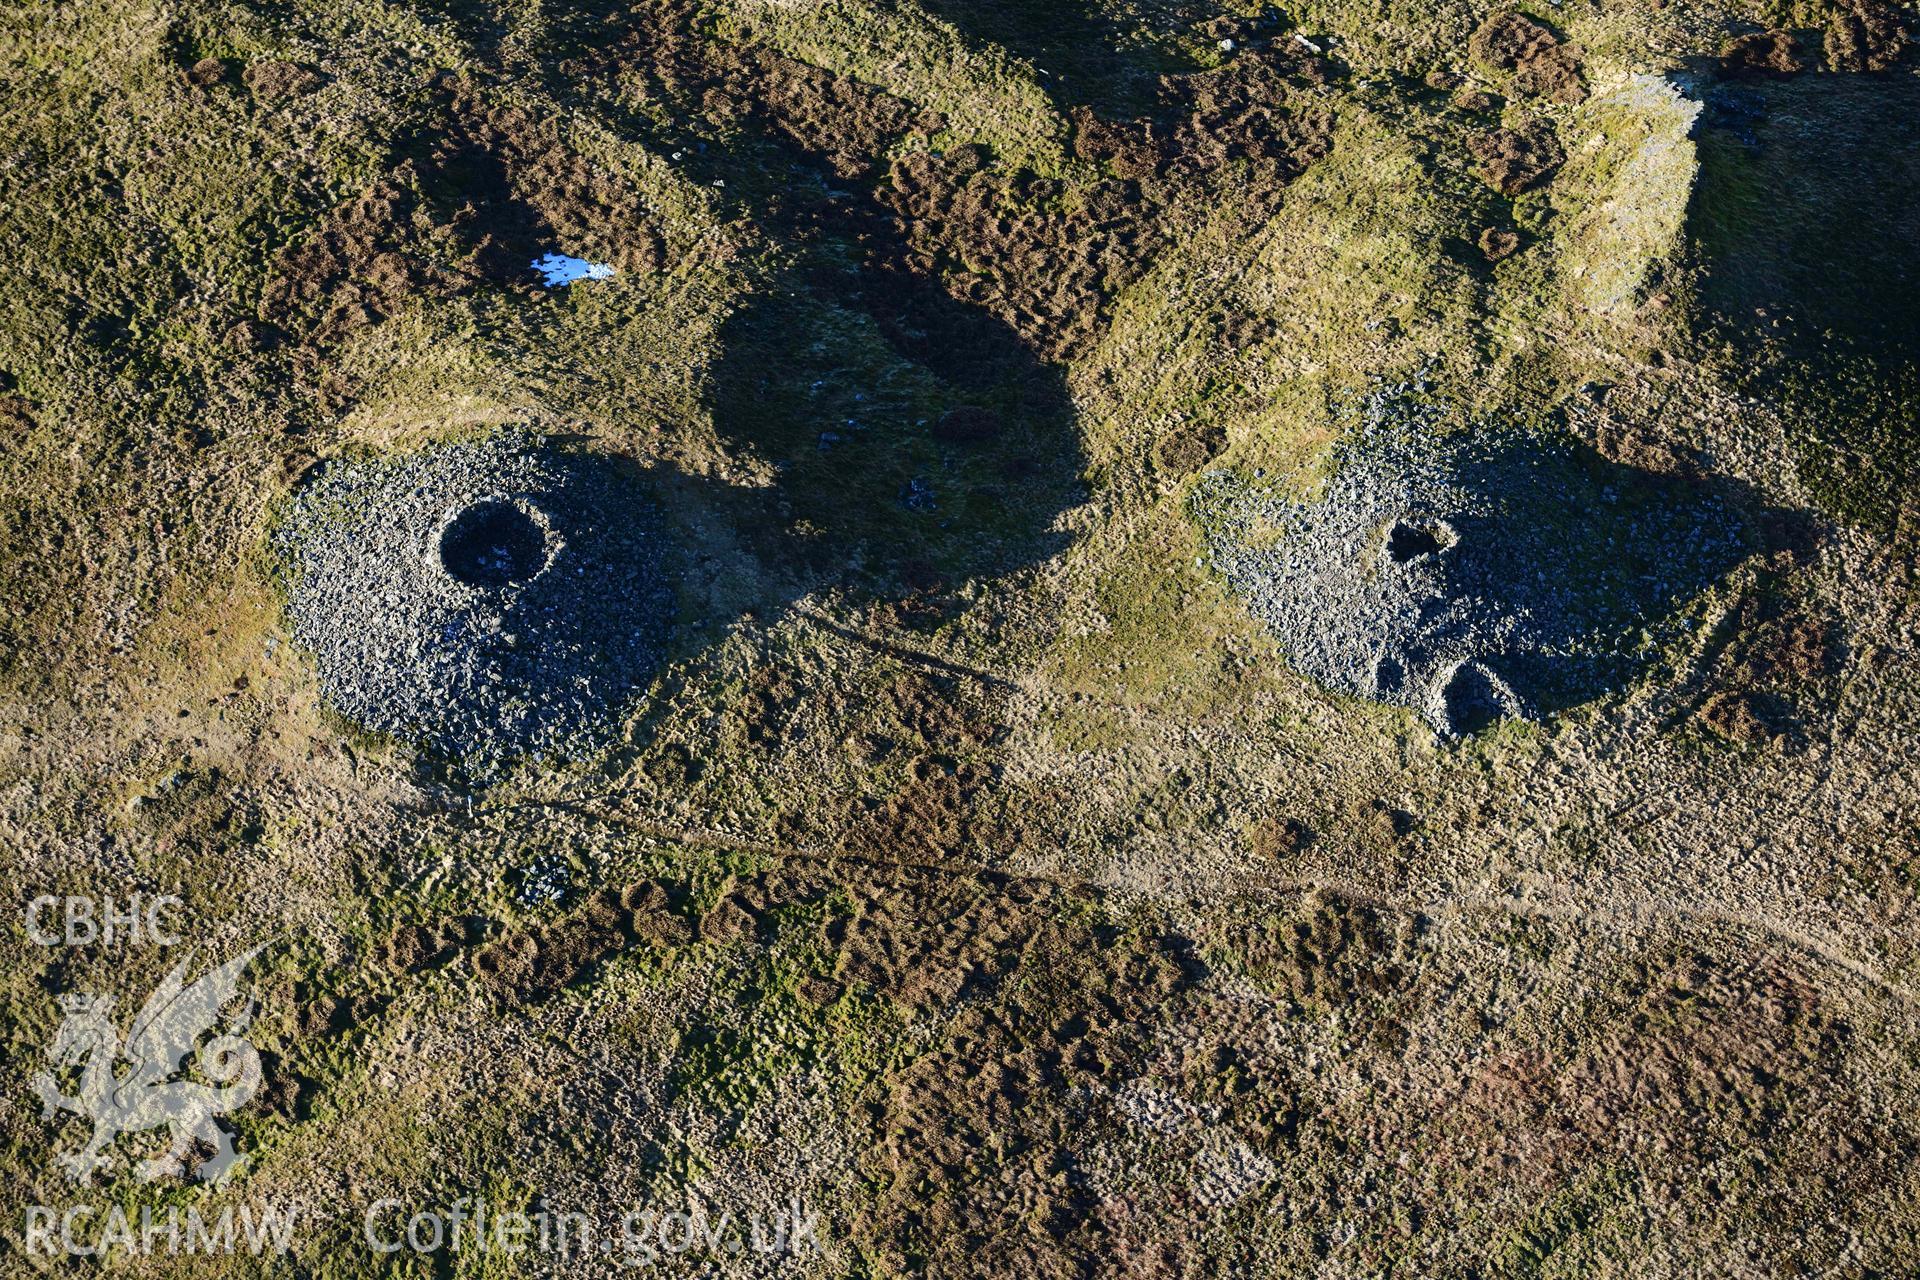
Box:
[32,946,265,1185]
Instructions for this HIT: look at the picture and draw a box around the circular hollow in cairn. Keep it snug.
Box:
[1193,411,1750,738]
[1385,517,1456,564]
[436,499,550,587]
[274,434,671,768]
[1434,659,1520,738]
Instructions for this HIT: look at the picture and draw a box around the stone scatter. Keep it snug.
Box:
[274,433,672,767]
[1193,393,1751,736]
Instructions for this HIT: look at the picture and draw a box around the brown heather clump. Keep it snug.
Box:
[1825,0,1913,71]
[1719,28,1811,76]
[1468,121,1566,194]
[1469,11,1588,103]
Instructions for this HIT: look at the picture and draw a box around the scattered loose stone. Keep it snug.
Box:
[1191,390,1751,737]
[901,477,937,510]
[274,433,672,770]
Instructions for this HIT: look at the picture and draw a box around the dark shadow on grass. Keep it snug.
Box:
[689,75,1088,613]
[910,0,1203,117]
[707,220,1085,613]
[1690,74,1920,531]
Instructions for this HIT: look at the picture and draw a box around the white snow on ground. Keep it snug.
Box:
[531,253,615,286]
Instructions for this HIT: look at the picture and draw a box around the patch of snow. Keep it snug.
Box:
[530,253,615,287]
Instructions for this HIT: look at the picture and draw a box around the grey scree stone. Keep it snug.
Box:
[1191,399,1752,737]
[274,433,671,770]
